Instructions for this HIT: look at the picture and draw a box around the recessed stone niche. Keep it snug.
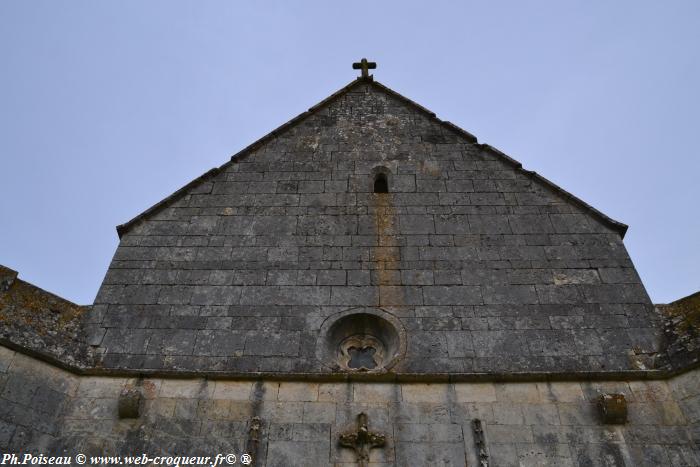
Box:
[317,308,406,373]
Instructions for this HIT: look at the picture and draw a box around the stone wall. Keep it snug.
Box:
[659,292,700,370]
[0,265,92,369]
[670,369,700,465]
[2,348,698,466]
[0,347,78,453]
[87,81,659,376]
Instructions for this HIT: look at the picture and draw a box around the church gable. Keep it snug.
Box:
[3,60,699,466]
[95,79,656,376]
[123,81,624,239]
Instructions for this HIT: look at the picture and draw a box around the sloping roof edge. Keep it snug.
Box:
[477,144,628,237]
[116,77,628,239]
[116,78,367,238]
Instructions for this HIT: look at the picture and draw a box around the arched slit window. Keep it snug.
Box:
[374,173,388,193]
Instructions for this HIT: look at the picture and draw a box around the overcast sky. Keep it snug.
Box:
[1,1,698,304]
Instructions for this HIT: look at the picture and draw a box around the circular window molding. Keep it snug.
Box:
[316,307,406,373]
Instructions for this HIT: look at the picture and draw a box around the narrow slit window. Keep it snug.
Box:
[374,173,388,193]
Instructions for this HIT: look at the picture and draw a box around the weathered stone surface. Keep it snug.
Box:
[597,393,628,424]
[117,387,142,419]
[657,291,700,372]
[2,74,698,463]
[34,78,659,377]
[0,351,697,465]
[0,274,94,369]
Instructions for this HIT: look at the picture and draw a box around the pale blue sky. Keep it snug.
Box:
[0,1,698,304]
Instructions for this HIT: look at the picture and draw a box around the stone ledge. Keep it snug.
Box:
[2,339,698,383]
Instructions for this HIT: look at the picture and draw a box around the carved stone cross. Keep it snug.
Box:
[352,58,377,79]
[339,412,386,467]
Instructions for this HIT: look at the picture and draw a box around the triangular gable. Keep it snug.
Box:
[116,78,627,238]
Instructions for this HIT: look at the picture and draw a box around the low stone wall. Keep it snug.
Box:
[0,267,92,370]
[1,346,698,466]
[659,291,700,370]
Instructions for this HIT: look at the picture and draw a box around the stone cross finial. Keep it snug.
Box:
[339,412,386,467]
[352,58,377,79]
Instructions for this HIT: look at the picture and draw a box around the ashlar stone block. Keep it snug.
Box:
[521,403,561,426]
[353,383,397,403]
[302,402,336,423]
[278,382,319,402]
[628,381,671,402]
[454,383,498,403]
[318,383,351,402]
[77,377,126,399]
[159,379,214,399]
[211,381,253,400]
[536,382,585,403]
[402,384,448,403]
[495,383,540,403]
[267,440,330,467]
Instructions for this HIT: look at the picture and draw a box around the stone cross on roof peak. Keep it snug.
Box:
[352,58,377,79]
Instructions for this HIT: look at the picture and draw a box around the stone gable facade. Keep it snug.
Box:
[94,80,656,377]
[1,77,698,466]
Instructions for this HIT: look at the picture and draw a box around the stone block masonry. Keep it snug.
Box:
[2,75,695,464]
[87,81,659,376]
[0,348,698,466]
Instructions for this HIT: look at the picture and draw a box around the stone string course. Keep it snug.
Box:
[1,348,698,466]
